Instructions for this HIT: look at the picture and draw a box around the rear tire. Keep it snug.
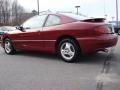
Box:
[58,39,80,63]
[4,38,16,55]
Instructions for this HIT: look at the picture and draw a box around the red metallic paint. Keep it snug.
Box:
[1,13,118,54]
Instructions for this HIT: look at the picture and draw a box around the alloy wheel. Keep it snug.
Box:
[60,42,75,61]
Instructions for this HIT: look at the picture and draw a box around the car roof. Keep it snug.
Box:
[38,12,78,24]
[40,12,91,21]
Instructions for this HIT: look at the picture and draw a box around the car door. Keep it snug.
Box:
[15,15,48,51]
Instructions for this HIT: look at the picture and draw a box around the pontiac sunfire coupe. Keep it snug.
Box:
[1,13,118,62]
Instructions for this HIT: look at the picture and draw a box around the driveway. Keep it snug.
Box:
[0,36,119,90]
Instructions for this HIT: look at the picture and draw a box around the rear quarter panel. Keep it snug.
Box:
[42,21,101,53]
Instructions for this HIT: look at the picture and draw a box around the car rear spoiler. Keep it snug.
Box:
[82,18,105,23]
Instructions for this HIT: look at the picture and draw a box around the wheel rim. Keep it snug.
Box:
[60,42,75,61]
[4,41,11,53]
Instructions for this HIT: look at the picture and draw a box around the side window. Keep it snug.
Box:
[45,15,61,27]
[22,15,47,29]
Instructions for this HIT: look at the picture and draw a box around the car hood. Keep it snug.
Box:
[5,29,21,34]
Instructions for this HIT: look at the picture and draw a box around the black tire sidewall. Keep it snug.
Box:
[58,39,80,62]
[4,39,15,55]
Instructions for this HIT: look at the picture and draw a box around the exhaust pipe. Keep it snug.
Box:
[101,49,109,53]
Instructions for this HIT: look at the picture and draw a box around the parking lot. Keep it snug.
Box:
[0,36,120,90]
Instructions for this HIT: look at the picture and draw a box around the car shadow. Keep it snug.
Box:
[15,51,60,60]
[79,53,109,65]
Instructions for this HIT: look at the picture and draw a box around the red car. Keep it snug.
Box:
[1,13,118,62]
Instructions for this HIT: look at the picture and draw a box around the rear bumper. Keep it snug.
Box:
[77,34,118,54]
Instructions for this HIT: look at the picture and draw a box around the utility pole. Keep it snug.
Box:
[75,6,80,15]
[112,16,115,21]
[105,14,108,20]
[37,0,39,15]
[116,0,119,27]
[104,0,106,17]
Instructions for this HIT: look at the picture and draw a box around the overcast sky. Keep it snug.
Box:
[18,0,120,21]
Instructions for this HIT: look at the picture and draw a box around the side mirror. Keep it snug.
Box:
[16,26,24,32]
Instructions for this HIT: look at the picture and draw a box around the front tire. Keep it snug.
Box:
[4,38,16,55]
[58,39,80,63]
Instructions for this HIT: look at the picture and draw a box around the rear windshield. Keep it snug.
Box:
[60,13,88,20]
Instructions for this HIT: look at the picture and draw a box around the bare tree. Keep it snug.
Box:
[12,0,18,24]
[0,0,26,26]
[0,0,11,25]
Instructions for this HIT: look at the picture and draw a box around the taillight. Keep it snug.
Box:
[95,26,113,34]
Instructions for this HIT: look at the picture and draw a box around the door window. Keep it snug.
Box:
[45,15,61,27]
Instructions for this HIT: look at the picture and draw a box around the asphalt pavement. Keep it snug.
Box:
[0,36,120,90]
